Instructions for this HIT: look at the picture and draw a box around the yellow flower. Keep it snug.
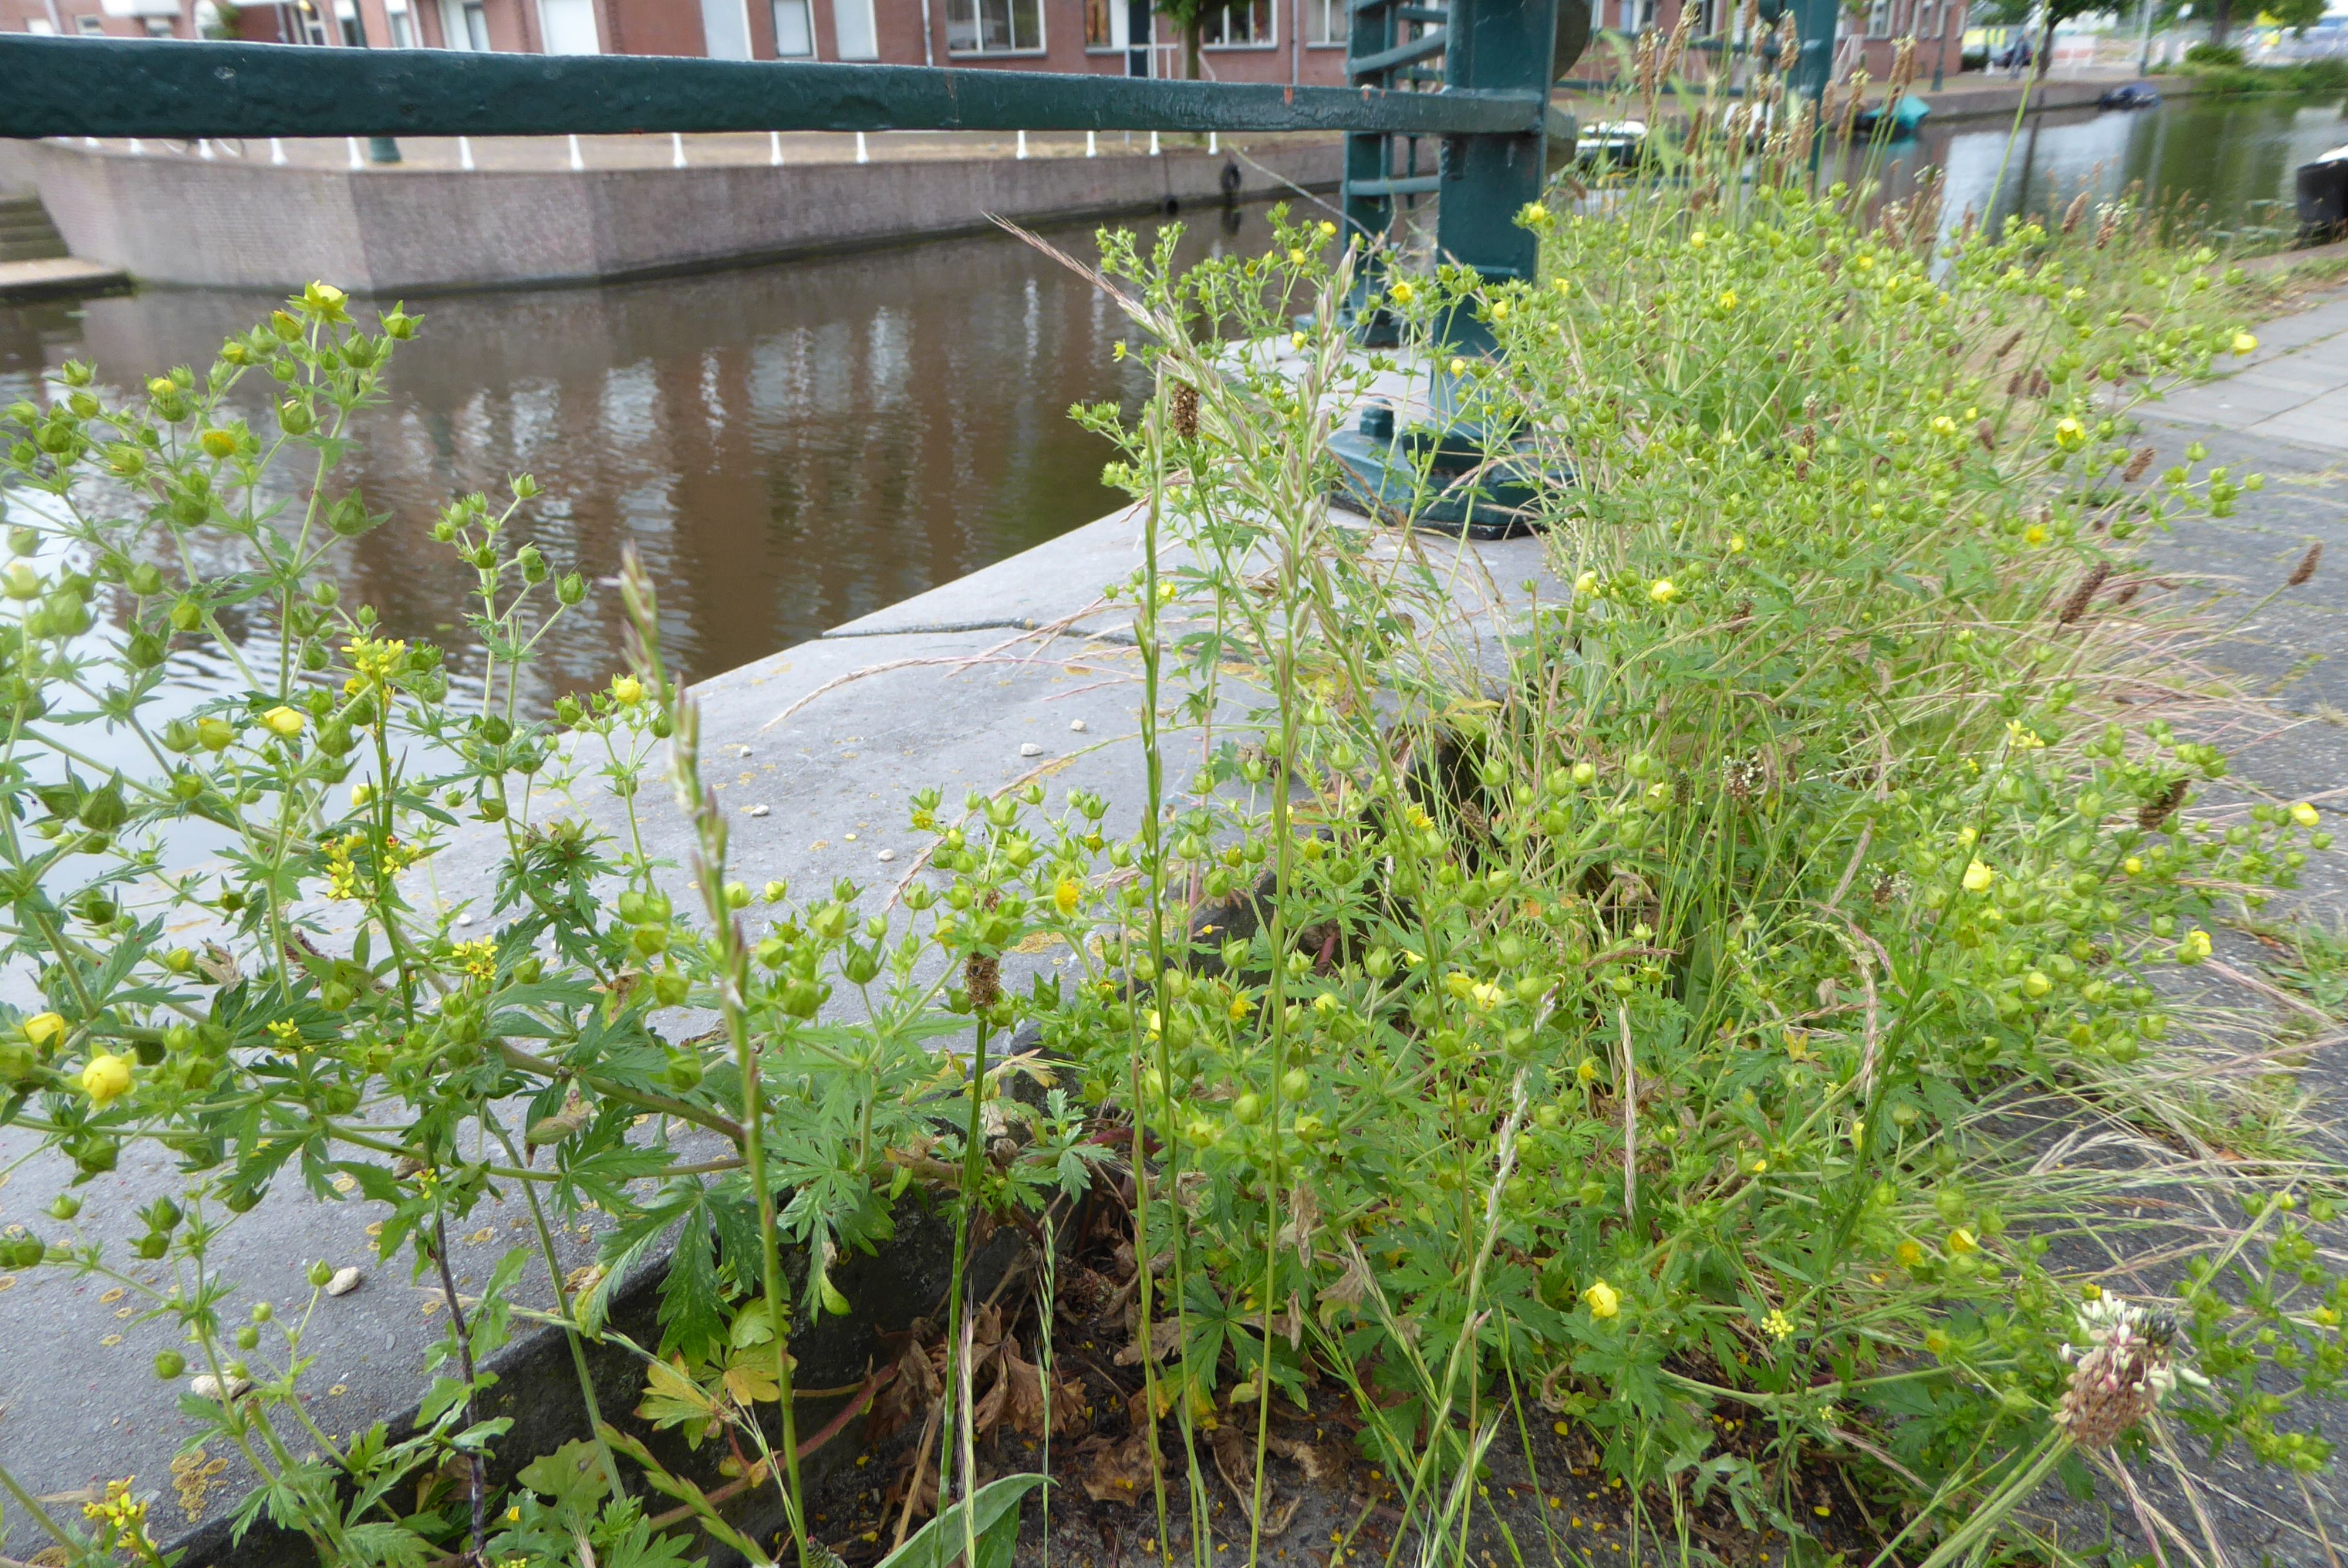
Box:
[1962,860,1995,893]
[1444,971,1475,999]
[2178,928,2212,964]
[1648,578,1680,605]
[1929,415,1958,438]
[1448,357,1468,377]
[451,938,497,981]
[1388,280,1416,305]
[1762,1309,1793,1341]
[350,782,373,809]
[1469,981,1506,1012]
[23,1011,66,1050]
[1727,534,1745,554]
[80,1052,133,1106]
[2123,856,2143,875]
[1574,569,1600,597]
[610,674,645,707]
[261,705,305,738]
[1583,1279,1620,1318]
[1553,277,1572,296]
[1228,994,1254,1022]
[1287,248,1306,265]
[2023,525,2049,546]
[1686,231,1707,249]
[1317,220,1337,239]
[1851,252,1874,271]
[1291,331,1308,350]
[2022,970,2052,998]
[1576,1056,1598,1084]
[1946,1228,1978,1255]
[1716,289,1737,310]
[306,281,346,309]
[1895,1240,1924,1268]
[2290,802,2320,828]
[2232,332,2258,356]
[1054,877,1081,915]
[2053,417,2086,451]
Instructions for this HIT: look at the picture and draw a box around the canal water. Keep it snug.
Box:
[2,92,2343,717]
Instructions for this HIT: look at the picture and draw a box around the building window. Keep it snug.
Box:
[1865,0,1889,35]
[1307,0,1342,42]
[144,16,177,35]
[387,0,416,45]
[442,0,491,47]
[76,15,107,32]
[833,0,877,56]
[772,0,813,52]
[1085,0,1111,46]
[1202,0,1273,46]
[946,0,1043,53]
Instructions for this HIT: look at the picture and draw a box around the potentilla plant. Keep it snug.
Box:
[1030,136,2344,1563]
[0,289,1111,1567]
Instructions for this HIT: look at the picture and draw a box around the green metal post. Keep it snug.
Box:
[1432,0,1558,361]
[1343,0,1404,338]
[367,136,402,163]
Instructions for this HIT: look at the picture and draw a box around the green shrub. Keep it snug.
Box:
[0,97,2342,1568]
[2184,40,2245,66]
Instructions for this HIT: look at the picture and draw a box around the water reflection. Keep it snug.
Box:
[0,208,1273,715]
[1835,93,2348,247]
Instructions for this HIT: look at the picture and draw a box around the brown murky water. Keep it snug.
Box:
[0,205,1273,714]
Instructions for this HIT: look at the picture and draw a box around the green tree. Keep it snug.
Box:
[1154,0,1243,77]
[2258,0,2324,33]
[1981,0,2128,77]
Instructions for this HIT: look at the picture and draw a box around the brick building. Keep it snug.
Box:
[2,0,1966,98]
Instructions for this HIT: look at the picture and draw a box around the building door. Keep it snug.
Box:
[539,0,601,52]
[1125,0,1149,72]
[701,0,753,56]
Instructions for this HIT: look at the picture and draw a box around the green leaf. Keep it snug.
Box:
[658,1207,723,1362]
[517,1437,613,1521]
[878,1473,1048,1568]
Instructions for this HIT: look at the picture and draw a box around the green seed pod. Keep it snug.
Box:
[169,598,203,633]
[308,1260,334,1287]
[663,1047,704,1092]
[79,782,127,832]
[48,1192,82,1221]
[556,572,587,606]
[154,1350,186,1380]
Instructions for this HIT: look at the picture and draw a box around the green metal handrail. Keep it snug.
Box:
[0,36,1542,140]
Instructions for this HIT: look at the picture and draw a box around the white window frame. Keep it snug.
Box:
[944,0,1045,56]
[771,0,815,53]
[1865,0,1890,36]
[1200,0,1275,48]
[1305,0,1342,45]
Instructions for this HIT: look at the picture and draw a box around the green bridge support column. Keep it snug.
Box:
[1432,0,1557,361]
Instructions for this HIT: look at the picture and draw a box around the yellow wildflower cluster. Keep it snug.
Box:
[343,636,410,692]
[451,938,498,982]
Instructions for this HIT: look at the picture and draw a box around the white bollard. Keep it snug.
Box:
[84,137,99,148]
[1086,129,1097,157]
[568,133,585,171]
[1208,130,1217,154]
[198,138,214,160]
[269,137,286,165]
[127,138,143,156]
[1016,129,1028,159]
[770,130,782,166]
[671,131,686,168]
[855,130,870,164]
[346,136,363,170]
[457,135,475,171]
[1149,130,1160,156]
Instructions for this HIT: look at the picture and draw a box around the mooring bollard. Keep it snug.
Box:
[568,133,584,171]
[671,131,686,167]
[458,134,475,171]
[269,136,286,165]
[856,130,870,163]
[1017,129,1028,158]
[770,130,782,165]
[1087,129,1097,156]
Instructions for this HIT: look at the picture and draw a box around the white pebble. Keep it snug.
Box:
[326,1266,363,1297]
[454,913,472,927]
[745,804,770,817]
[1019,742,1044,758]
[877,849,896,863]
[844,832,858,842]
[190,1373,251,1401]
[1070,719,1087,732]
